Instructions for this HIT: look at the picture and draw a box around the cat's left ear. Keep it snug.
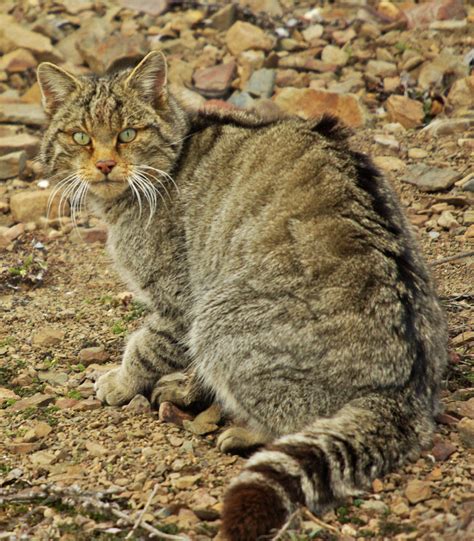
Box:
[37,63,82,115]
[125,51,168,106]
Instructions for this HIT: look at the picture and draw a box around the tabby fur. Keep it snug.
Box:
[38,52,447,541]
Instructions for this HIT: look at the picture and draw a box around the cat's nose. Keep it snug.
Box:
[96,159,117,175]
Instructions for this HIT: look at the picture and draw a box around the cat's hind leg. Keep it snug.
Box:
[95,313,189,406]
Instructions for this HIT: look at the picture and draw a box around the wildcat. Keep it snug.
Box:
[37,51,447,541]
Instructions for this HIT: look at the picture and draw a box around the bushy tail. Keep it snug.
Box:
[221,393,432,541]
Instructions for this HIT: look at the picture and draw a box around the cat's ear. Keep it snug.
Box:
[124,51,168,106]
[37,63,81,115]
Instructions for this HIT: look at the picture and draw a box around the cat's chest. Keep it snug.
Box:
[107,216,189,313]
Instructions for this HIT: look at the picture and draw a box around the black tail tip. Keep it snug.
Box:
[221,481,287,541]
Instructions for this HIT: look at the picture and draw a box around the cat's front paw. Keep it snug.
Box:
[95,368,137,406]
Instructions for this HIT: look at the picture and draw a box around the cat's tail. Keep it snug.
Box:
[221,393,433,541]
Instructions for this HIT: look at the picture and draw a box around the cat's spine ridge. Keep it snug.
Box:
[221,396,420,541]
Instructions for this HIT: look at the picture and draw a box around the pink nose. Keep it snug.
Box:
[96,159,116,175]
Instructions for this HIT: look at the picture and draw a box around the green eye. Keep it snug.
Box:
[73,132,91,146]
[118,128,137,143]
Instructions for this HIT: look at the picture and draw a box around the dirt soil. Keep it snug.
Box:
[0,1,473,540]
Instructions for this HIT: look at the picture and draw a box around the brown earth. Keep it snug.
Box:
[0,1,473,540]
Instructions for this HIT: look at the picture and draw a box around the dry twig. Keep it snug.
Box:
[270,510,300,540]
[431,251,474,266]
[125,483,159,539]
[303,508,339,533]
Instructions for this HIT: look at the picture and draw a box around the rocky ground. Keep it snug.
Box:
[0,0,473,540]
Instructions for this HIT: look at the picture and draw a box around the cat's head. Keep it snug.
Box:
[37,51,188,206]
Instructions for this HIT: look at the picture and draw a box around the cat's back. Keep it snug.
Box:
[182,112,415,289]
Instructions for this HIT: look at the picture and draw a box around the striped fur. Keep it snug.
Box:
[38,53,448,541]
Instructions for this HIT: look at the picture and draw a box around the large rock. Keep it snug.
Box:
[244,68,276,98]
[418,52,467,91]
[321,45,348,67]
[0,15,60,62]
[0,151,26,180]
[446,75,474,114]
[405,480,432,504]
[10,189,67,223]
[239,0,282,16]
[423,117,474,136]
[119,0,168,16]
[458,418,474,448]
[403,0,466,29]
[0,134,40,158]
[401,164,462,192]
[273,87,365,127]
[386,95,424,129]
[0,102,46,126]
[77,33,147,74]
[193,61,236,96]
[366,60,397,78]
[0,48,37,72]
[226,21,275,56]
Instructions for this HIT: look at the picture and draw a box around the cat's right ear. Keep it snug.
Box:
[124,51,168,107]
[37,63,81,115]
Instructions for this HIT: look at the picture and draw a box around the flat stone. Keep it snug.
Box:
[37,370,68,386]
[373,156,406,172]
[458,417,474,448]
[85,441,108,457]
[7,442,41,454]
[273,87,365,127]
[172,474,202,490]
[403,0,467,29]
[10,189,66,223]
[72,398,102,411]
[0,387,20,403]
[226,21,275,56]
[10,393,55,412]
[77,33,147,74]
[210,4,237,31]
[0,48,37,73]
[30,450,55,467]
[0,15,60,61]
[193,61,236,96]
[78,346,109,365]
[360,500,389,514]
[244,68,276,99]
[0,151,26,180]
[431,440,456,461]
[423,117,474,136]
[241,0,283,16]
[0,134,40,158]
[228,91,255,109]
[119,0,168,16]
[81,226,108,244]
[447,75,474,113]
[401,165,462,192]
[302,24,324,42]
[408,148,428,159]
[386,95,424,129]
[124,394,151,413]
[321,45,348,67]
[366,60,397,78]
[182,418,219,435]
[32,327,65,347]
[0,102,46,127]
[55,398,80,409]
[437,210,458,229]
[405,480,432,504]
[159,401,193,427]
[278,55,337,73]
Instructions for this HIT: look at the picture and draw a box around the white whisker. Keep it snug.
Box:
[137,164,180,195]
[128,175,144,218]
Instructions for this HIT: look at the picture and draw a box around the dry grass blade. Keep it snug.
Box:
[125,483,159,539]
[303,508,339,533]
